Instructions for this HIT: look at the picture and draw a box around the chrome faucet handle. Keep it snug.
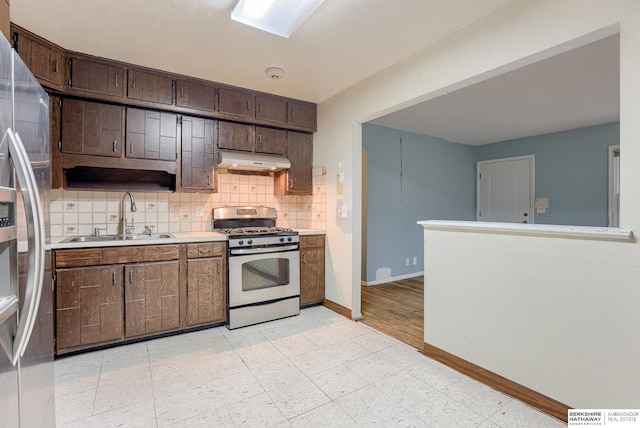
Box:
[93,227,107,237]
[144,225,154,235]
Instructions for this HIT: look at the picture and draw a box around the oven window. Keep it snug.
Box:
[242,258,290,291]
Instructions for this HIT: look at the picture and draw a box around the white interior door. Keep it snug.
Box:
[477,155,534,223]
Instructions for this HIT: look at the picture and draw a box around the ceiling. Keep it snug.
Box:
[10,1,619,145]
[371,34,620,145]
[10,0,513,103]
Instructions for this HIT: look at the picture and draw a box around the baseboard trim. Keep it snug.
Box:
[363,271,424,286]
[323,299,352,320]
[422,342,570,423]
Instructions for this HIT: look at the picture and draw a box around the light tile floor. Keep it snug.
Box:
[55,306,566,427]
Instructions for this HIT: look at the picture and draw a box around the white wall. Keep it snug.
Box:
[315,0,640,407]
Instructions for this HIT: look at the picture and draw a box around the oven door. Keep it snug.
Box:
[228,247,300,308]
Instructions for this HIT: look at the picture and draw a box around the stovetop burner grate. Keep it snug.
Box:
[218,226,294,236]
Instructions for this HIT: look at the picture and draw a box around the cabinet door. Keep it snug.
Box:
[176,79,216,112]
[126,108,177,160]
[56,265,124,350]
[181,116,216,191]
[127,68,174,105]
[217,121,254,152]
[255,127,287,155]
[300,238,325,306]
[125,260,180,337]
[60,99,124,157]
[288,101,317,131]
[256,95,287,124]
[13,29,65,89]
[186,257,226,326]
[276,131,312,195]
[218,87,254,119]
[68,57,125,97]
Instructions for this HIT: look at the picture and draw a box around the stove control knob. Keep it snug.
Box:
[287,237,292,242]
[238,240,244,246]
[247,240,253,245]
[279,237,285,242]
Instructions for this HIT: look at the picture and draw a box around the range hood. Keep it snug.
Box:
[217,150,291,172]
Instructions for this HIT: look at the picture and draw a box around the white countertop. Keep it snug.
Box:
[51,229,326,250]
[418,220,633,242]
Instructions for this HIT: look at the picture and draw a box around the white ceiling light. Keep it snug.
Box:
[231,0,325,38]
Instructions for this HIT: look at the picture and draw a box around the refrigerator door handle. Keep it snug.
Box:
[5,129,45,364]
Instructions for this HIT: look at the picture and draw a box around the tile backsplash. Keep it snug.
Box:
[50,169,327,240]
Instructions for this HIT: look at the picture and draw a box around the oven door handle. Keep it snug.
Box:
[230,245,299,255]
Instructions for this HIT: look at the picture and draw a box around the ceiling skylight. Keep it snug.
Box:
[231,0,325,38]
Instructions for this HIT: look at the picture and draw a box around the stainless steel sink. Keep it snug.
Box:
[61,233,174,243]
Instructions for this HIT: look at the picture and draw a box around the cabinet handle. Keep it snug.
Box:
[180,87,184,98]
[247,99,251,111]
[112,271,116,285]
[129,269,133,284]
[217,260,220,274]
[290,108,295,119]
[131,78,136,89]
[302,254,306,264]
[258,102,263,112]
[247,134,251,144]
[289,179,294,189]
[130,142,133,154]
[257,134,262,144]
[52,60,59,74]
[115,74,119,87]
[113,140,117,152]
[207,175,211,186]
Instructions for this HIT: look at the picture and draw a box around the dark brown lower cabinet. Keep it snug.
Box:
[55,265,124,350]
[186,242,226,326]
[300,235,325,306]
[125,260,180,337]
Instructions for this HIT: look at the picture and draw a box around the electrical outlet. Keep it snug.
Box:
[413,256,417,265]
[341,205,348,218]
[195,206,203,217]
[405,258,409,266]
[173,206,181,218]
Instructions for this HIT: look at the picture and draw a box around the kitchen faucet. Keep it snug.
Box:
[120,192,137,235]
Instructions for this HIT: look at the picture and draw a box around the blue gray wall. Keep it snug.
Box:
[475,123,619,226]
[363,122,619,283]
[362,123,476,283]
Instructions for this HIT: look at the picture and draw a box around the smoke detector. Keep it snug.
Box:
[265,67,286,80]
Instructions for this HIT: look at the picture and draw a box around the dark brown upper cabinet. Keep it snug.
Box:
[217,121,254,152]
[256,95,287,125]
[288,101,317,131]
[218,87,254,120]
[67,56,126,98]
[127,69,174,105]
[11,25,66,91]
[175,79,216,113]
[181,116,216,191]
[126,108,177,161]
[60,99,124,157]
[275,131,312,195]
[255,127,287,155]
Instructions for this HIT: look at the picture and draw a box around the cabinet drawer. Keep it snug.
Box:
[300,234,325,249]
[187,242,225,259]
[55,249,102,268]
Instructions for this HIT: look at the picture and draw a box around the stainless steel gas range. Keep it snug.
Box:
[213,206,300,329]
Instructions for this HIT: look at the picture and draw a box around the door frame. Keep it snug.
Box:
[476,154,535,224]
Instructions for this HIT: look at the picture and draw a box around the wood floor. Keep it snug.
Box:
[360,276,424,349]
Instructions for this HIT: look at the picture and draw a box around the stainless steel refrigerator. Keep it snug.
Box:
[0,34,55,427]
